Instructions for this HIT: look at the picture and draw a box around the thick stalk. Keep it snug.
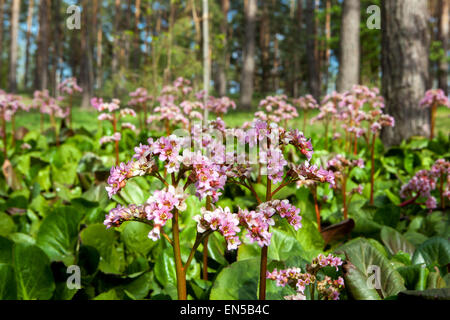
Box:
[259,179,272,300]
[1,109,7,158]
[202,196,212,281]
[353,133,357,155]
[430,101,437,140]
[112,113,119,165]
[312,185,321,232]
[303,109,308,133]
[369,133,376,205]
[50,112,60,147]
[172,209,187,300]
[342,175,348,220]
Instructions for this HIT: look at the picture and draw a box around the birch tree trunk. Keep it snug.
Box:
[380,0,430,146]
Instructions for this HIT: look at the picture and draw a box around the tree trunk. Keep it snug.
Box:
[133,0,141,70]
[216,0,229,96]
[305,0,320,99]
[37,0,50,90]
[336,0,360,92]
[95,0,103,90]
[24,0,34,89]
[112,0,121,76]
[324,0,331,91]
[380,0,430,146]
[240,0,257,110]
[9,0,20,93]
[0,0,4,86]
[81,0,94,108]
[260,1,271,95]
[438,0,448,94]
[202,0,210,124]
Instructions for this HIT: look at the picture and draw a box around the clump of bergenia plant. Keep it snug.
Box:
[400,158,450,210]
[103,120,229,300]
[57,77,82,129]
[326,154,365,220]
[419,89,449,140]
[103,112,334,300]
[0,90,26,156]
[91,98,137,165]
[128,87,153,131]
[251,95,298,128]
[311,94,339,150]
[148,78,203,134]
[267,253,344,300]
[292,94,319,133]
[32,89,68,147]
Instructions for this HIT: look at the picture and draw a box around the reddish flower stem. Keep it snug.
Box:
[399,194,420,207]
[430,100,437,140]
[312,185,321,232]
[370,133,376,205]
[440,174,445,209]
[342,175,348,220]
[202,196,212,281]
[259,179,272,301]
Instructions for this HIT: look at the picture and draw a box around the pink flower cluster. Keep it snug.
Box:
[267,253,344,300]
[420,89,449,109]
[312,253,343,271]
[293,94,319,111]
[327,154,365,173]
[104,185,187,241]
[32,90,68,118]
[207,96,236,115]
[401,159,450,209]
[238,200,302,247]
[292,162,336,188]
[194,207,241,250]
[255,95,299,123]
[129,88,153,106]
[0,90,26,120]
[58,77,82,95]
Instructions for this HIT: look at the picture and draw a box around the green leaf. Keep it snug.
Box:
[380,226,416,256]
[0,236,13,263]
[412,237,450,268]
[94,289,121,300]
[13,243,55,300]
[0,264,17,299]
[119,180,148,205]
[398,288,450,300]
[36,207,82,266]
[121,221,156,257]
[0,212,16,236]
[373,205,400,228]
[336,238,406,300]
[210,258,259,300]
[121,271,153,299]
[154,248,177,286]
[80,224,125,275]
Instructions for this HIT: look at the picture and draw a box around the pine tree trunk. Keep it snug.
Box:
[240,0,257,110]
[24,0,34,89]
[112,0,121,76]
[133,0,141,70]
[438,0,448,94]
[81,0,94,108]
[216,0,229,96]
[260,1,271,95]
[37,0,50,90]
[95,0,103,90]
[305,0,320,99]
[0,0,4,85]
[380,0,430,146]
[336,0,360,92]
[9,0,20,93]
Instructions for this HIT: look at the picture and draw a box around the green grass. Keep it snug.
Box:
[10,94,450,138]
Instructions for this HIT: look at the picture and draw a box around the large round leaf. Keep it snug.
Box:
[0,264,17,299]
[210,258,259,300]
[336,238,406,300]
[121,221,156,257]
[36,207,82,266]
[80,224,125,275]
[380,226,416,256]
[13,243,55,300]
[412,237,450,268]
